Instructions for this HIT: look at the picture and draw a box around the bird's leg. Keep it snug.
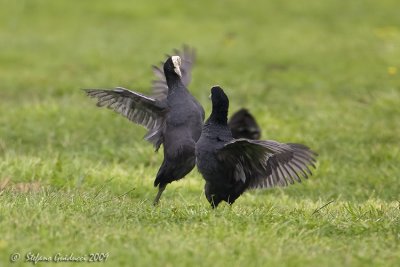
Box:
[153,184,166,206]
[210,195,221,209]
[210,200,217,209]
[227,195,236,206]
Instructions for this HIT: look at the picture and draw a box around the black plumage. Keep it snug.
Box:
[228,108,261,140]
[150,45,196,101]
[195,86,317,208]
[84,54,204,205]
[151,45,259,138]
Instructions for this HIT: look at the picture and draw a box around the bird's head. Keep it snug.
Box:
[211,86,229,109]
[164,56,182,78]
[209,86,229,124]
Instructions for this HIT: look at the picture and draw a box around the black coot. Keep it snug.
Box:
[85,55,204,205]
[228,108,261,140]
[152,45,260,140]
[196,86,317,208]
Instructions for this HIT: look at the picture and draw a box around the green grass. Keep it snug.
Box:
[1,0,399,266]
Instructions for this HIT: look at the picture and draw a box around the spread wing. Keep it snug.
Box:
[84,87,167,150]
[216,139,317,189]
[151,45,196,100]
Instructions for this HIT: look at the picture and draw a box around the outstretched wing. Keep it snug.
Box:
[84,87,167,150]
[216,139,317,189]
[151,45,196,100]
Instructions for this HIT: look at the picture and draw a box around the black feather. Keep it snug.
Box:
[196,86,317,208]
[228,108,261,140]
[84,49,204,205]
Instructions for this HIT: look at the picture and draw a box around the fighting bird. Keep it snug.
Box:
[151,45,261,139]
[195,86,317,208]
[84,52,204,205]
[228,108,261,140]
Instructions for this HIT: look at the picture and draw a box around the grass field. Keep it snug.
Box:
[1,0,399,266]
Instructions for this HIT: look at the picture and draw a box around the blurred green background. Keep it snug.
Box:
[0,0,399,266]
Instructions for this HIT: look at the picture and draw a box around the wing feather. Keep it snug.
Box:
[84,87,167,150]
[216,139,317,190]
